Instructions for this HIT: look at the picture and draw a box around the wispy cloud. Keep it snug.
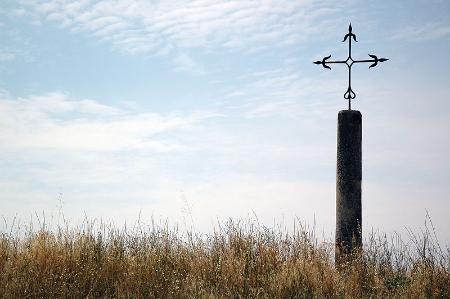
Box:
[19,0,341,55]
[172,53,205,75]
[0,49,16,62]
[0,92,214,152]
[221,67,340,118]
[0,25,33,64]
[390,22,450,42]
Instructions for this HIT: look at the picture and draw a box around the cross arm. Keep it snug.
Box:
[353,54,389,68]
[313,55,347,70]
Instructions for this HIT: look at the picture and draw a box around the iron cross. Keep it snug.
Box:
[314,24,388,110]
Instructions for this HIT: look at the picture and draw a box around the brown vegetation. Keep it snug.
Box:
[0,218,449,298]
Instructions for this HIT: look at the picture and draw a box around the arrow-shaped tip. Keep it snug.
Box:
[349,23,352,32]
[313,61,321,64]
[379,58,389,62]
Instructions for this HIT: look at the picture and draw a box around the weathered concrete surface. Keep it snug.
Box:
[336,110,362,264]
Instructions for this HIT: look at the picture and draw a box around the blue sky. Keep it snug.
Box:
[0,0,449,243]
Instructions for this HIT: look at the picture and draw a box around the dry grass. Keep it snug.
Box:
[0,217,449,298]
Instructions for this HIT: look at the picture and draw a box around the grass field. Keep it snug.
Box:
[0,217,449,298]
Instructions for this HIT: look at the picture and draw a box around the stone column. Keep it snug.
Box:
[336,110,362,264]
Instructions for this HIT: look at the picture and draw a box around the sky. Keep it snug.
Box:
[0,0,449,244]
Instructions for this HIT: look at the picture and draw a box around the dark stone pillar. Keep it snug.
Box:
[336,110,362,264]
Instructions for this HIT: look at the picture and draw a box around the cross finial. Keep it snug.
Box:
[314,23,388,110]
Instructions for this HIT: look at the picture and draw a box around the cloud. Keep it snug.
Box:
[18,0,341,55]
[172,53,205,75]
[0,49,16,62]
[0,18,34,64]
[220,67,340,119]
[390,22,450,42]
[0,92,214,152]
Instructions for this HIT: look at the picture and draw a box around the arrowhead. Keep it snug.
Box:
[349,23,352,32]
[379,58,389,62]
[313,61,321,64]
